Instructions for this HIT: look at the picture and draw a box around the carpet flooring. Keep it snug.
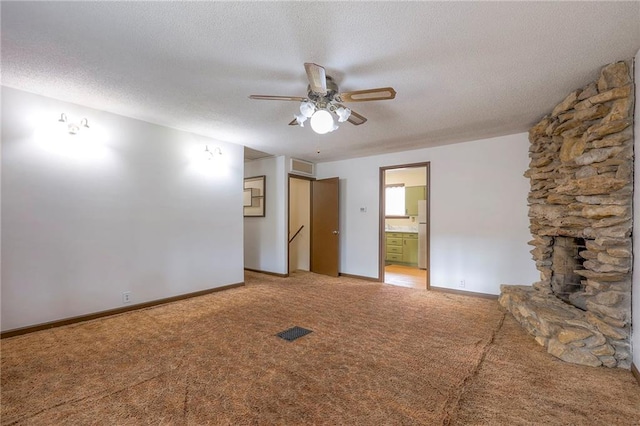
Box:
[1,271,639,425]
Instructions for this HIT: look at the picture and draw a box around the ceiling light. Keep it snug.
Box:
[335,106,351,123]
[296,101,349,134]
[309,109,335,135]
[299,101,316,118]
[294,113,308,127]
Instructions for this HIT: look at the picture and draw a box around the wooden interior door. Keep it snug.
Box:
[311,177,340,277]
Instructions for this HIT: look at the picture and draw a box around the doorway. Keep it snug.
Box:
[289,176,311,274]
[379,163,430,289]
[288,175,340,277]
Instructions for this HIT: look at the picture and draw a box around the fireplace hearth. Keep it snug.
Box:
[499,61,634,369]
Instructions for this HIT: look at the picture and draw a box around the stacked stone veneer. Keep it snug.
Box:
[500,61,634,368]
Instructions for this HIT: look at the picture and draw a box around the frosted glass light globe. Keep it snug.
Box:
[310,110,334,134]
[335,106,351,123]
[299,101,316,118]
[294,113,307,127]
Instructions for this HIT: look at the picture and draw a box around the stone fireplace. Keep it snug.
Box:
[500,61,634,368]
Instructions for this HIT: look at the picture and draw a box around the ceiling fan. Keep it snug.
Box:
[249,63,396,134]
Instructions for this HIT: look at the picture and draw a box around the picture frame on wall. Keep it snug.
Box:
[243,175,265,217]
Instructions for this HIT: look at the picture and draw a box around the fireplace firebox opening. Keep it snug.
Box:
[550,237,588,309]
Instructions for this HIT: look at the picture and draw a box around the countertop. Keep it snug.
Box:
[385,226,418,233]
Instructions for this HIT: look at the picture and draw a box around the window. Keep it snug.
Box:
[385,184,405,217]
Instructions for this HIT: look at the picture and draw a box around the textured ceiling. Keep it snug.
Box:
[2,2,639,162]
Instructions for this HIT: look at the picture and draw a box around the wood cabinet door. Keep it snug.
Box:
[405,186,426,216]
[403,238,419,265]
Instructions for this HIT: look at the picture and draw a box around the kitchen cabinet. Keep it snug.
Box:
[405,186,426,216]
[402,234,419,264]
[385,232,418,266]
[386,233,404,262]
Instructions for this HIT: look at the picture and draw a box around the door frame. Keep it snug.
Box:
[287,174,340,277]
[379,162,431,289]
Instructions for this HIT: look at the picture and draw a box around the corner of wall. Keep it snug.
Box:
[632,49,640,376]
[243,155,289,275]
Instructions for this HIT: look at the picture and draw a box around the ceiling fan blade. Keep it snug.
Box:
[249,95,306,101]
[304,62,327,95]
[288,118,298,126]
[338,87,397,102]
[346,109,367,125]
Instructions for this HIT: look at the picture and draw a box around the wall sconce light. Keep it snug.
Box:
[188,145,226,177]
[59,113,90,135]
[204,145,222,161]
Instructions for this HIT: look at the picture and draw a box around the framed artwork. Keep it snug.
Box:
[244,175,265,217]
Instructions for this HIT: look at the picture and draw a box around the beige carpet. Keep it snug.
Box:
[1,271,638,425]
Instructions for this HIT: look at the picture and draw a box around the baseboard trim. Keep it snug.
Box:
[244,268,289,278]
[632,363,640,386]
[1,282,245,339]
[430,286,499,300]
[339,272,381,282]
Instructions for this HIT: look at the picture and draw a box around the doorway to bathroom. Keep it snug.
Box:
[379,163,430,289]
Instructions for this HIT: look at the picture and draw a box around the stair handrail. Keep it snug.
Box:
[288,225,304,244]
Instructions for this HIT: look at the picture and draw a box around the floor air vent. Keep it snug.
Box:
[276,326,313,342]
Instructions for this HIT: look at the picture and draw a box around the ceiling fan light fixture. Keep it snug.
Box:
[294,113,307,127]
[299,101,316,118]
[335,106,351,123]
[310,109,335,134]
[249,63,394,133]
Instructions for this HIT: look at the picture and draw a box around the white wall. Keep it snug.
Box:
[632,49,639,371]
[316,133,538,295]
[244,156,288,275]
[1,87,245,331]
[386,167,427,187]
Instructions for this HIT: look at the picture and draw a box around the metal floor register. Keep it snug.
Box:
[276,326,313,342]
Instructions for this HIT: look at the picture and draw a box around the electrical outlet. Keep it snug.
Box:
[459,280,465,288]
[122,291,132,304]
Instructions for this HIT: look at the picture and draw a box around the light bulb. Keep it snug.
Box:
[294,113,307,127]
[68,123,80,135]
[299,101,316,118]
[336,107,351,123]
[309,110,335,134]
